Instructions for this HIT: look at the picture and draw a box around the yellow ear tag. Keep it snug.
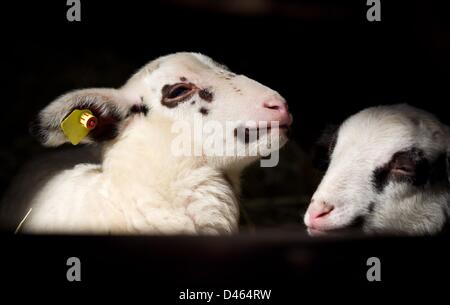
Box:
[60,109,98,145]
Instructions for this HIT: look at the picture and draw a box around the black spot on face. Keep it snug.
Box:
[373,165,390,193]
[347,215,366,231]
[180,77,187,82]
[128,104,149,116]
[199,89,214,102]
[199,107,209,115]
[190,100,196,105]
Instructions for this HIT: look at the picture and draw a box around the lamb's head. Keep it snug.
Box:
[31,52,292,170]
[305,104,450,236]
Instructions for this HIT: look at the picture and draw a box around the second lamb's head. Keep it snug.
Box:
[31,52,292,170]
[305,104,450,236]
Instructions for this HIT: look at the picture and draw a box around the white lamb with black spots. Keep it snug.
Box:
[305,104,450,236]
[1,52,292,234]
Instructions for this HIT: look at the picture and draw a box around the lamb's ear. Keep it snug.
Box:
[30,88,135,147]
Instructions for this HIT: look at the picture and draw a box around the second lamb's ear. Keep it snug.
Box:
[30,88,134,147]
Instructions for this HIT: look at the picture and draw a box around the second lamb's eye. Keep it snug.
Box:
[166,83,195,99]
[390,148,424,177]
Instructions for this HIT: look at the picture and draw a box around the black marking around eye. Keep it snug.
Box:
[199,89,214,102]
[372,148,448,193]
[199,107,209,115]
[161,83,196,108]
[372,148,425,193]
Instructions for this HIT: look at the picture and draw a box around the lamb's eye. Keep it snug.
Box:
[165,83,195,99]
[161,83,197,108]
[390,149,421,176]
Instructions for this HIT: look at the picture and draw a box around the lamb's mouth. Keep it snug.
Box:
[234,123,291,144]
[307,216,366,236]
[268,124,290,132]
[242,124,291,134]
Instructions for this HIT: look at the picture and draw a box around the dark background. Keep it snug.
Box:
[2,0,450,228]
[1,0,450,295]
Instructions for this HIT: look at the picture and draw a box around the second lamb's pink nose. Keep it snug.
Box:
[309,202,334,220]
[306,200,334,229]
[263,98,292,126]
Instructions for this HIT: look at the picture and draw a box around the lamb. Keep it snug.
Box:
[0,52,292,234]
[304,104,450,235]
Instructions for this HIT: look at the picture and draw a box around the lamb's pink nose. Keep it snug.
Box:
[305,200,334,229]
[263,98,292,126]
